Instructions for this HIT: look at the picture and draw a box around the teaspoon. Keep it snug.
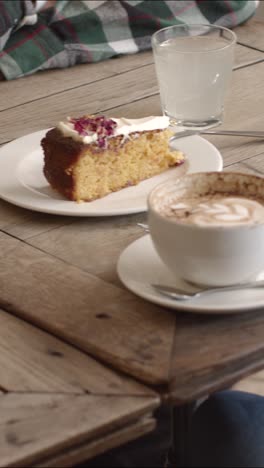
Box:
[152,281,264,301]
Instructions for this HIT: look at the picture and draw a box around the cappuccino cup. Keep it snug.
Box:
[148,172,264,286]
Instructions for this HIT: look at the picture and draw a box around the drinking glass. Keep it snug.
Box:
[152,24,236,130]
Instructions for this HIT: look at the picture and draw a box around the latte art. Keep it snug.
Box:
[160,195,264,226]
[149,172,264,286]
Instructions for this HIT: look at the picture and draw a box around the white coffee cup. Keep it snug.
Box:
[148,172,264,287]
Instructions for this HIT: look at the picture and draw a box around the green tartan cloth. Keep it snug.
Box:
[0,0,259,80]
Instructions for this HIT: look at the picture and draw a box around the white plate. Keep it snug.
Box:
[117,235,264,314]
[0,129,222,216]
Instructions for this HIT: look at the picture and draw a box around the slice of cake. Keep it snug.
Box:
[41,115,185,202]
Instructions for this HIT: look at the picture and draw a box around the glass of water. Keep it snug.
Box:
[152,24,236,130]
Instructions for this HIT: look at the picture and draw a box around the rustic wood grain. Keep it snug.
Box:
[234,377,264,397]
[169,311,264,403]
[0,42,261,115]
[34,417,155,468]
[0,309,154,396]
[26,214,146,286]
[0,393,158,468]
[256,1,264,19]
[0,201,76,240]
[0,52,154,112]
[224,157,264,176]
[0,232,175,386]
[0,198,81,263]
[0,64,158,144]
[0,44,262,145]
[236,19,264,51]
[5,223,264,404]
[0,200,50,231]
[246,370,264,382]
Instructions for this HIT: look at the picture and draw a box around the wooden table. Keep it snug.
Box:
[1,18,264,468]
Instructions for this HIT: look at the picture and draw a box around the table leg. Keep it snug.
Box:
[165,401,198,468]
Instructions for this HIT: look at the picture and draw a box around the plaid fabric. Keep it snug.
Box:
[0,0,259,80]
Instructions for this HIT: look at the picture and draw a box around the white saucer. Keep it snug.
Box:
[117,235,264,314]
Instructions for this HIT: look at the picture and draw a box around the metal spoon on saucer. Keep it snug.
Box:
[152,281,264,301]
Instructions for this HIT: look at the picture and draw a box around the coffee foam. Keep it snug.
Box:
[164,195,264,226]
[150,172,264,227]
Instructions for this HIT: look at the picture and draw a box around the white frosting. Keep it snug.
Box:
[57,116,170,144]
[113,116,170,136]
[57,120,98,144]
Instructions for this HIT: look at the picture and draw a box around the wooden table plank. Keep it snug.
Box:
[234,377,264,397]
[234,42,263,68]
[0,393,158,468]
[0,232,175,386]
[0,200,76,240]
[0,64,157,145]
[0,45,262,145]
[224,153,264,176]
[168,312,264,403]
[0,309,153,396]
[0,55,166,143]
[0,40,261,115]
[34,417,155,468]
[0,64,157,144]
[25,214,146,287]
[236,19,264,51]
[5,218,264,404]
[0,52,154,112]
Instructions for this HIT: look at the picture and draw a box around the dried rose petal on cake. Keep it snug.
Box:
[69,116,117,147]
